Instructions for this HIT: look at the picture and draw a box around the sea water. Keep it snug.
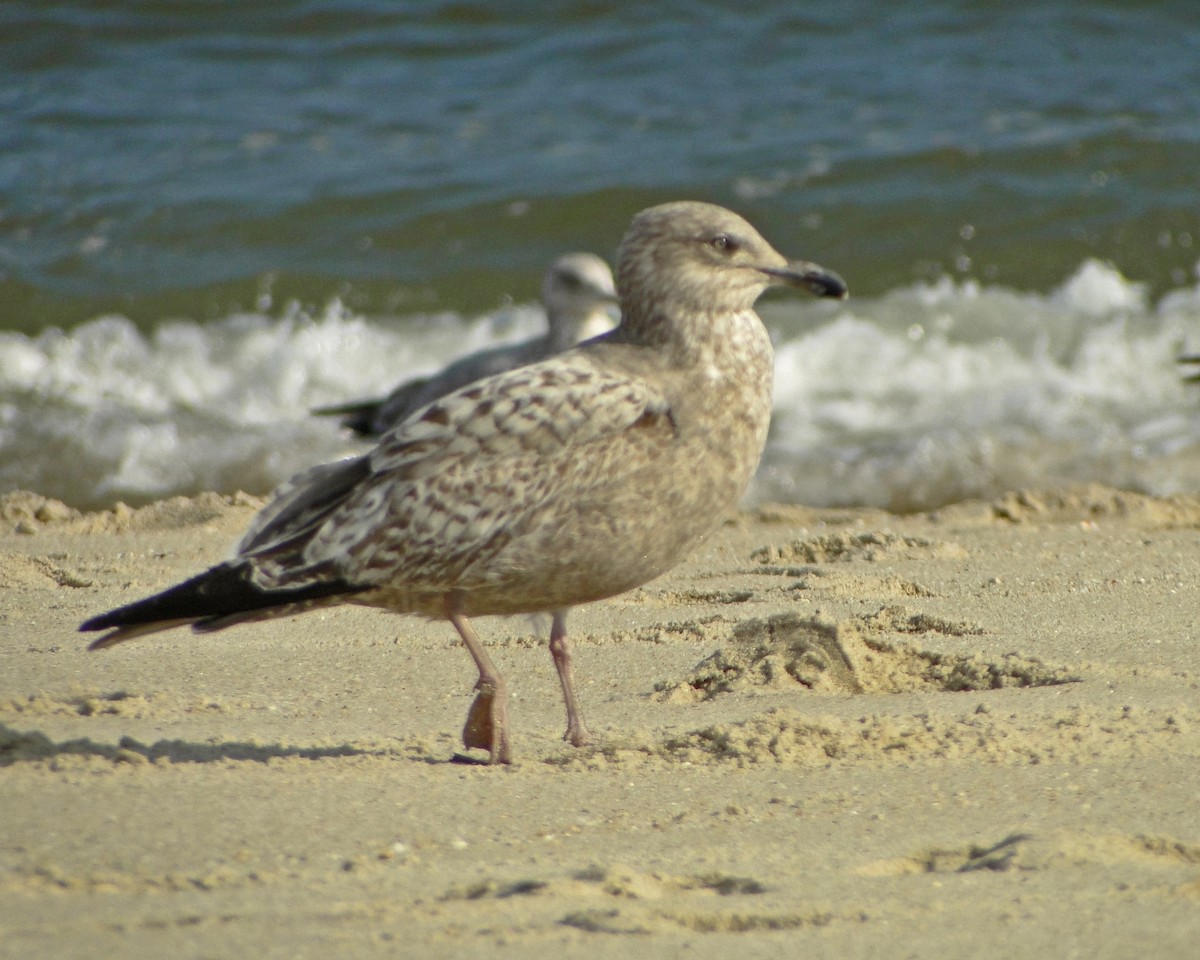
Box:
[3,1,1199,509]
[3,259,1198,510]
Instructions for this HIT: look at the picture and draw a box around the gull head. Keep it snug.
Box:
[616,201,847,328]
[542,252,619,344]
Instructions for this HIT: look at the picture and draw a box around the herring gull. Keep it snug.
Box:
[316,252,618,436]
[80,201,847,764]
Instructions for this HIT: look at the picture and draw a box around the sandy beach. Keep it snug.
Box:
[2,484,1198,958]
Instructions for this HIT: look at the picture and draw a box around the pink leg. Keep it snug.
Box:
[445,596,512,764]
[549,610,592,747]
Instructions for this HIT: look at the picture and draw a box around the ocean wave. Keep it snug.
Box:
[2,261,1198,510]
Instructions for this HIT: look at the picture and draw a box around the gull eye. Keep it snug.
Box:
[708,233,740,254]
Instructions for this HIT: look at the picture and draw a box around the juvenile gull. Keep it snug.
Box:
[80,202,847,764]
[316,252,618,436]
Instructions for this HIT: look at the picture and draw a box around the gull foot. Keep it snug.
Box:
[461,681,512,764]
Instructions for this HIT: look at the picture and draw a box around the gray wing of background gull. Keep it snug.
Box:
[82,201,848,764]
[315,252,618,436]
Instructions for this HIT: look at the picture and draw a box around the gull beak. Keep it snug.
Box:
[760,261,848,299]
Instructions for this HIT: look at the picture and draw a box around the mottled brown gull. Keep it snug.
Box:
[316,252,618,436]
[80,201,847,764]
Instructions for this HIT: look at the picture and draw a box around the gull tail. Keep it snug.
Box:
[312,377,431,438]
[80,562,369,650]
[310,398,385,436]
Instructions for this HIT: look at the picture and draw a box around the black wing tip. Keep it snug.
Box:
[78,563,370,648]
[80,606,148,633]
[76,565,237,635]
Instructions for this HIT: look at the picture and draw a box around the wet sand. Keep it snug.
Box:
[2,485,1199,958]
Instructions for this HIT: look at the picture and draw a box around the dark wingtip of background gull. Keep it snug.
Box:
[82,201,847,765]
[314,252,618,436]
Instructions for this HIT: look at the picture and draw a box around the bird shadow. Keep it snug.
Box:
[0,721,419,767]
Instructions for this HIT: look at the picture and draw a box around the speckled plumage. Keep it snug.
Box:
[317,252,618,436]
[81,201,848,763]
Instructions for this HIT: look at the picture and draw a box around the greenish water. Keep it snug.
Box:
[3,1,1200,509]
[3,1,1199,332]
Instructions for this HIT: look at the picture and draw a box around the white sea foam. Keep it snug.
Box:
[0,300,552,508]
[2,261,1198,510]
[759,259,1200,509]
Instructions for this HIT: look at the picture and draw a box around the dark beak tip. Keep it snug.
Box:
[798,269,848,300]
[762,263,848,300]
[816,275,849,300]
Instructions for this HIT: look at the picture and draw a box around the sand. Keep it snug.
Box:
[2,484,1198,958]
